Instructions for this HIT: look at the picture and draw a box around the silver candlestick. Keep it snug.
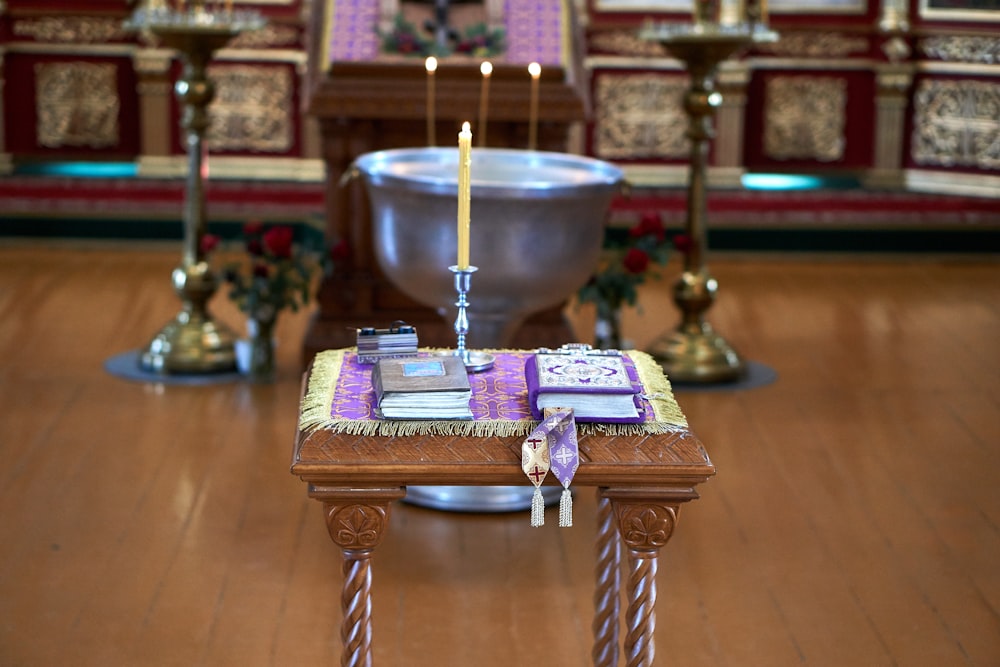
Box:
[450,265,495,372]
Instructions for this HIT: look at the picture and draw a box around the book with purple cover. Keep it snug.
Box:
[524,352,644,423]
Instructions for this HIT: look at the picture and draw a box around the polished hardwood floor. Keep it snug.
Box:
[0,243,997,666]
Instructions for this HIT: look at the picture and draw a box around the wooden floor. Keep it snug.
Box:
[0,244,997,666]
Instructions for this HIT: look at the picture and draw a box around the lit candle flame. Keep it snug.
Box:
[528,63,541,151]
[478,62,492,147]
[425,57,438,146]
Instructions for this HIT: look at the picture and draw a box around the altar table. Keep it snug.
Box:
[290,349,715,666]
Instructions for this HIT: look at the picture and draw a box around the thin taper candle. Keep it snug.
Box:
[528,62,541,151]
[457,122,472,269]
[478,61,492,148]
[425,56,438,146]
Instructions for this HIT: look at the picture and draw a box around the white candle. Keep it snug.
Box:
[719,0,741,25]
[478,61,492,148]
[425,56,438,146]
[528,62,541,151]
[457,122,472,269]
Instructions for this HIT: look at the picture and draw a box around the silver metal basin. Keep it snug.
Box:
[355,147,624,348]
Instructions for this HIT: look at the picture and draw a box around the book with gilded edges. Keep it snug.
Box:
[524,352,644,423]
[371,355,473,420]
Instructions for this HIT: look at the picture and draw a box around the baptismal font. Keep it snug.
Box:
[640,2,777,383]
[125,1,265,373]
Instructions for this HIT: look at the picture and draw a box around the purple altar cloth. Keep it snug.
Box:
[330,351,536,422]
[299,348,688,437]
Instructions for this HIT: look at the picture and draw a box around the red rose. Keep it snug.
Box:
[243,220,264,236]
[246,238,263,256]
[200,233,220,255]
[263,226,294,259]
[329,239,351,262]
[673,233,693,254]
[623,247,650,274]
[629,211,665,242]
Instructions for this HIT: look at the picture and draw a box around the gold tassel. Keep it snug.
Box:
[531,488,545,527]
[559,488,572,527]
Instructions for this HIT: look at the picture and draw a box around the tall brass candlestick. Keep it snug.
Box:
[124,2,264,374]
[528,62,541,150]
[478,61,492,147]
[639,22,777,384]
[425,56,437,146]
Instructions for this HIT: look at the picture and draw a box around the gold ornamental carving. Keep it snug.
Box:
[615,504,678,552]
[764,75,846,162]
[593,73,688,160]
[228,23,299,49]
[13,17,127,43]
[35,62,120,149]
[911,79,1000,170]
[206,64,293,153]
[919,36,1000,64]
[756,32,868,58]
[589,30,669,58]
[324,504,389,551]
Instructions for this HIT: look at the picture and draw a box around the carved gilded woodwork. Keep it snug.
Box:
[206,64,294,153]
[764,75,847,162]
[911,78,1000,170]
[919,35,1000,64]
[13,17,127,44]
[755,31,868,58]
[593,73,688,159]
[589,29,669,58]
[228,23,300,49]
[34,61,120,149]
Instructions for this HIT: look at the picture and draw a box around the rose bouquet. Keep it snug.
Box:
[576,211,672,349]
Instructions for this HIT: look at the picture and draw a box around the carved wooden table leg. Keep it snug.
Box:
[310,485,406,667]
[605,488,699,667]
[593,491,622,667]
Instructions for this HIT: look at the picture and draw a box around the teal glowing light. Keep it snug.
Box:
[741,173,826,190]
[15,162,138,178]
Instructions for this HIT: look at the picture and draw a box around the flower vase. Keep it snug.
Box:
[245,313,277,383]
[594,300,623,351]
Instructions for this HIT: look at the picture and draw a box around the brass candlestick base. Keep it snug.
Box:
[125,2,264,374]
[647,269,744,382]
[639,21,777,383]
[140,263,237,374]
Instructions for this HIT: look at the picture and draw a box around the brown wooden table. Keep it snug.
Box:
[290,352,715,667]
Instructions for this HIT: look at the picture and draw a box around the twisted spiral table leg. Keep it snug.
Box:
[624,552,657,667]
[593,493,622,667]
[341,555,373,667]
[604,490,693,667]
[313,488,404,667]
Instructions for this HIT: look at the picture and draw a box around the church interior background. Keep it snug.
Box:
[0,1,998,665]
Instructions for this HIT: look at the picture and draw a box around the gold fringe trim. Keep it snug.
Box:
[298,348,347,432]
[627,350,689,428]
[298,348,689,438]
